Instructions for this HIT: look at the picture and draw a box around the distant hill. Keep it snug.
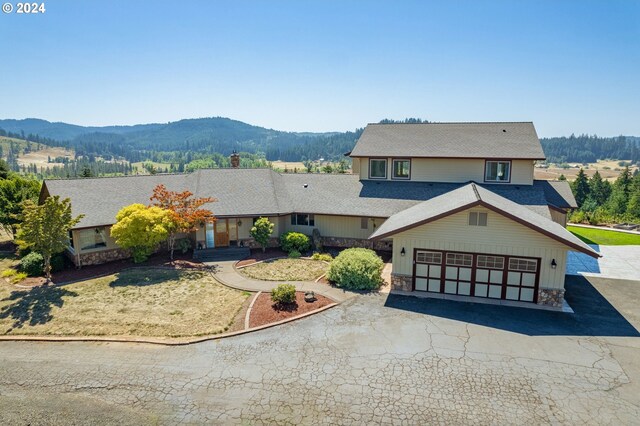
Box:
[1,117,638,165]
[540,135,640,164]
[0,117,361,162]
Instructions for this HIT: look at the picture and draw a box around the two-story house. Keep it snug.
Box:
[41,122,598,309]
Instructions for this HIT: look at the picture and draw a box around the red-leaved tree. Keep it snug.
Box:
[150,184,217,259]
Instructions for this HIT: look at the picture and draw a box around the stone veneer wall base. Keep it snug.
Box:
[390,273,413,292]
[537,288,565,308]
[77,248,131,267]
[321,237,392,251]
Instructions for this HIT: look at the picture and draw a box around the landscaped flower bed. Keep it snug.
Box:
[239,258,329,281]
[249,291,332,328]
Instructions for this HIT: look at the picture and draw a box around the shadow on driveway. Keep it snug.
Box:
[384,275,640,337]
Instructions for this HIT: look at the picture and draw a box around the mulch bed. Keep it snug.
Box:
[249,291,332,328]
[236,248,289,268]
[51,252,205,284]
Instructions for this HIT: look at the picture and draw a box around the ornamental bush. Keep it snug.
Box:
[271,283,297,305]
[280,232,310,254]
[288,249,301,259]
[19,252,44,276]
[311,252,333,262]
[327,248,384,291]
[50,253,67,273]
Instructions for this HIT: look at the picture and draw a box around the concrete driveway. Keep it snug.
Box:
[0,275,639,424]
[568,245,640,280]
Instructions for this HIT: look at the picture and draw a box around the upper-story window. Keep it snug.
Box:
[485,161,511,183]
[392,159,410,179]
[369,159,387,179]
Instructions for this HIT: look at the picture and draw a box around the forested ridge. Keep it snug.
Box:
[1,118,638,179]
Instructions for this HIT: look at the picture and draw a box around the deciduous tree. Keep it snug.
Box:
[17,196,83,281]
[149,184,216,259]
[0,175,41,237]
[110,204,173,263]
[250,217,274,253]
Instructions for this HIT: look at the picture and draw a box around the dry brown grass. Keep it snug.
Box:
[0,268,249,337]
[240,258,328,281]
[16,146,74,169]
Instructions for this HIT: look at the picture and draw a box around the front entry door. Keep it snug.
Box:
[205,222,215,248]
[214,219,230,247]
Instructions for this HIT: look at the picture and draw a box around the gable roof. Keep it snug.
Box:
[43,169,288,229]
[43,168,564,229]
[369,182,598,258]
[540,180,577,209]
[350,122,546,160]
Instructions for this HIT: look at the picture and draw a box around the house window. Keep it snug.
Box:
[369,159,387,179]
[392,159,410,179]
[468,212,488,226]
[509,258,537,272]
[446,253,473,267]
[360,217,369,229]
[485,161,511,182]
[477,255,505,269]
[77,227,107,250]
[291,214,315,227]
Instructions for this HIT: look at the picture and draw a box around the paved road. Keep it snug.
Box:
[1,275,639,424]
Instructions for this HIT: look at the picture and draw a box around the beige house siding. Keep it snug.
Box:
[358,157,534,185]
[549,208,567,227]
[351,158,361,175]
[390,206,568,290]
[284,214,386,239]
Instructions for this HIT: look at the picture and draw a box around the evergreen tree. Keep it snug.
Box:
[588,171,611,206]
[571,168,590,207]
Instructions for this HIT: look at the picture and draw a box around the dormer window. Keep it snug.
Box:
[369,159,387,179]
[485,161,511,183]
[392,159,411,179]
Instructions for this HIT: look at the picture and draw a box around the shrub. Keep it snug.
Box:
[11,272,28,284]
[19,252,44,276]
[288,249,301,259]
[50,253,67,273]
[311,252,333,262]
[327,248,383,291]
[1,269,17,278]
[271,283,297,305]
[569,210,586,224]
[280,232,310,254]
[176,238,192,254]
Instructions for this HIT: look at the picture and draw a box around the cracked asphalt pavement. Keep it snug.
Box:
[1,275,639,424]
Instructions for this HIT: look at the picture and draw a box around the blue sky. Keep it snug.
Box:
[1,0,638,136]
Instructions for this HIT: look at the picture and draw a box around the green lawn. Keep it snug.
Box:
[568,225,640,246]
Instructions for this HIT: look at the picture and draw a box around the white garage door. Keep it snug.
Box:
[413,250,540,303]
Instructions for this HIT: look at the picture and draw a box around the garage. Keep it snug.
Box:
[413,249,540,303]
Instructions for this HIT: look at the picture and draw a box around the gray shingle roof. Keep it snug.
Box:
[350,122,546,159]
[369,183,598,257]
[540,180,577,209]
[43,169,563,232]
[44,169,286,229]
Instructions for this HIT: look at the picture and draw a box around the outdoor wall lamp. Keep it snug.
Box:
[237,220,242,227]
[551,259,557,269]
[401,247,406,256]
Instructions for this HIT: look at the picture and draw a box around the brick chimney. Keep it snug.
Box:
[230,151,240,168]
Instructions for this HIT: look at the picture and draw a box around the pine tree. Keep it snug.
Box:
[588,171,611,206]
[571,168,590,207]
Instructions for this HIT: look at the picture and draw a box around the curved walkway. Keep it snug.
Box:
[205,260,355,303]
